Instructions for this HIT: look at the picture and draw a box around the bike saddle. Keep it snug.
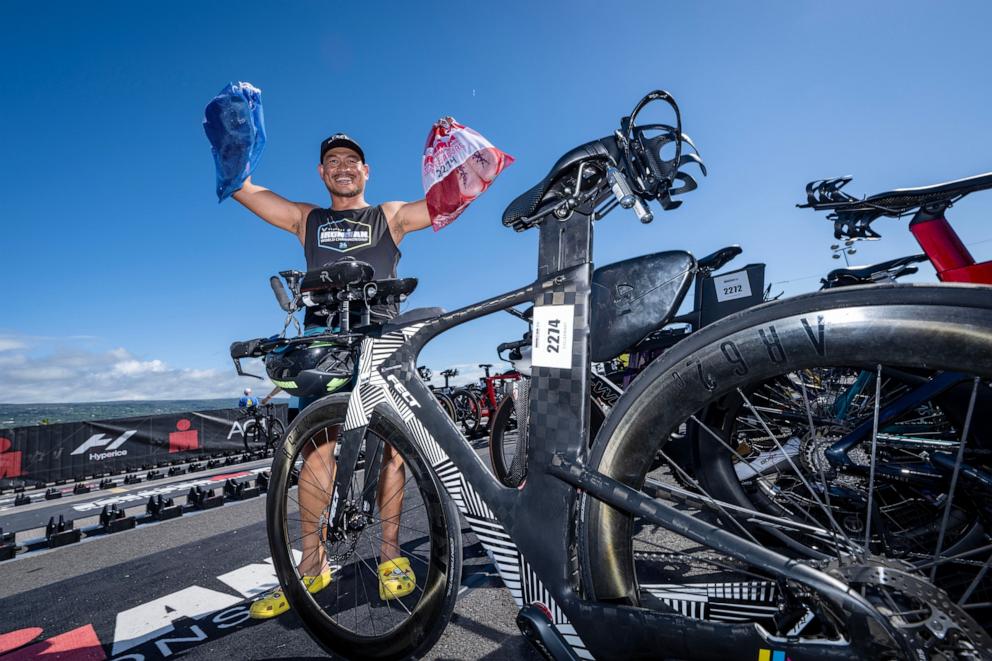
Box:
[301,258,374,291]
[502,137,619,231]
[800,172,992,239]
[823,254,928,287]
[696,245,742,272]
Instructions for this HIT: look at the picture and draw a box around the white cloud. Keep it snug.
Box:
[111,358,167,376]
[0,337,26,352]
[0,340,270,404]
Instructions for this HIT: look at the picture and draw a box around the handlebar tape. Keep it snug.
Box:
[270,276,292,311]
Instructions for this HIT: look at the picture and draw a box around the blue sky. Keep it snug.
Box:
[2,1,991,403]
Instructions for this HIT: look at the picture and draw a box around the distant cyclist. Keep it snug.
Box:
[230,133,433,619]
[238,387,259,408]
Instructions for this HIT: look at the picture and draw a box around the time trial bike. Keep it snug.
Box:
[232,91,992,660]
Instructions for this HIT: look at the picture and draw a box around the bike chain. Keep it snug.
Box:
[633,549,738,567]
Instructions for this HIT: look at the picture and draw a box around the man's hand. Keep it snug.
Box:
[233,177,315,244]
[384,200,431,245]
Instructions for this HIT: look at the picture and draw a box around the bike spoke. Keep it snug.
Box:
[863,365,883,552]
[958,552,992,606]
[658,450,762,545]
[931,376,980,581]
[736,387,856,556]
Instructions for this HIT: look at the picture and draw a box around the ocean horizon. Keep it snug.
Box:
[0,397,291,430]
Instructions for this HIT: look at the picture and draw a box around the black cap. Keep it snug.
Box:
[319,133,365,163]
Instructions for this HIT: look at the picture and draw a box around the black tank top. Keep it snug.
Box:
[303,205,401,327]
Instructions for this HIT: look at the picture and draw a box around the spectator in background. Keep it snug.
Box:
[238,387,259,408]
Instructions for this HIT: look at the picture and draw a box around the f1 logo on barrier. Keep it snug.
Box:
[0,437,23,479]
[71,430,137,461]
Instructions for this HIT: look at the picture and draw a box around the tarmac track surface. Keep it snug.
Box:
[0,492,543,660]
[0,435,544,661]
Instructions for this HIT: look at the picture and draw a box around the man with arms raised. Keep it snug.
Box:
[233,133,431,618]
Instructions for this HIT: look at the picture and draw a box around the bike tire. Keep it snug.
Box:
[266,418,285,452]
[435,392,456,421]
[488,395,517,486]
[490,392,605,486]
[581,285,992,653]
[243,419,259,453]
[450,388,482,437]
[267,394,462,660]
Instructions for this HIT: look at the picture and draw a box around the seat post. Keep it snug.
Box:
[910,205,976,279]
[528,211,593,465]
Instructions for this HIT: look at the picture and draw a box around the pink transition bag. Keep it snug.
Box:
[422,117,513,231]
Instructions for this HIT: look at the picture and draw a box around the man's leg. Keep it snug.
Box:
[377,444,406,561]
[376,443,415,600]
[297,425,338,575]
[250,423,336,619]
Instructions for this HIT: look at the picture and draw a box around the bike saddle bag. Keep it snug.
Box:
[589,251,694,362]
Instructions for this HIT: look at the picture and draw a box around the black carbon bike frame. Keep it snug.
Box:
[325,208,898,661]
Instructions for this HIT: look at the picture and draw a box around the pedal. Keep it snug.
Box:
[516,605,581,661]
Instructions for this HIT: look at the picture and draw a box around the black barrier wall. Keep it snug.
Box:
[0,405,287,487]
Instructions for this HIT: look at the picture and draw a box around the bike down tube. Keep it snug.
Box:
[328,280,539,533]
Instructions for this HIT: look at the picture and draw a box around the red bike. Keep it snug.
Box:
[800,171,992,284]
[468,363,519,434]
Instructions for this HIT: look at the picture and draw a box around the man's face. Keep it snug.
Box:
[318,147,369,198]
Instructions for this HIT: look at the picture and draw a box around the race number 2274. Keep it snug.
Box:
[531,305,574,369]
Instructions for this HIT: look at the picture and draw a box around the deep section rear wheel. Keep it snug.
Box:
[582,285,992,657]
[267,395,462,660]
[488,395,518,486]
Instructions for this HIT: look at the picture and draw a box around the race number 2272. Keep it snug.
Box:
[531,305,574,369]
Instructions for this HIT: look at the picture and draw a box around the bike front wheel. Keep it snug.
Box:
[582,285,992,658]
[266,395,462,660]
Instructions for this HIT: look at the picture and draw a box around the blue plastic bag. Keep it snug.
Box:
[203,81,266,202]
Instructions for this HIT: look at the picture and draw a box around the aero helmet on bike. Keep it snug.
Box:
[264,340,356,399]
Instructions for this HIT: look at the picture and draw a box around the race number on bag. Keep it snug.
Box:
[712,271,753,302]
[421,117,513,231]
[531,305,574,369]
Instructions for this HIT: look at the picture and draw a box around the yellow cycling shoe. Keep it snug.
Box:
[378,557,416,601]
[249,569,332,620]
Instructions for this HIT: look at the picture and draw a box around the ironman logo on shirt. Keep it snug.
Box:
[317,218,372,253]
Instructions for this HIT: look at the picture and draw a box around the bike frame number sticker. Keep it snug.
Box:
[531,305,574,369]
[712,271,752,302]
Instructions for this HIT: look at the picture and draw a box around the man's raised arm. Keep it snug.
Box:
[233,176,314,244]
[384,200,432,244]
